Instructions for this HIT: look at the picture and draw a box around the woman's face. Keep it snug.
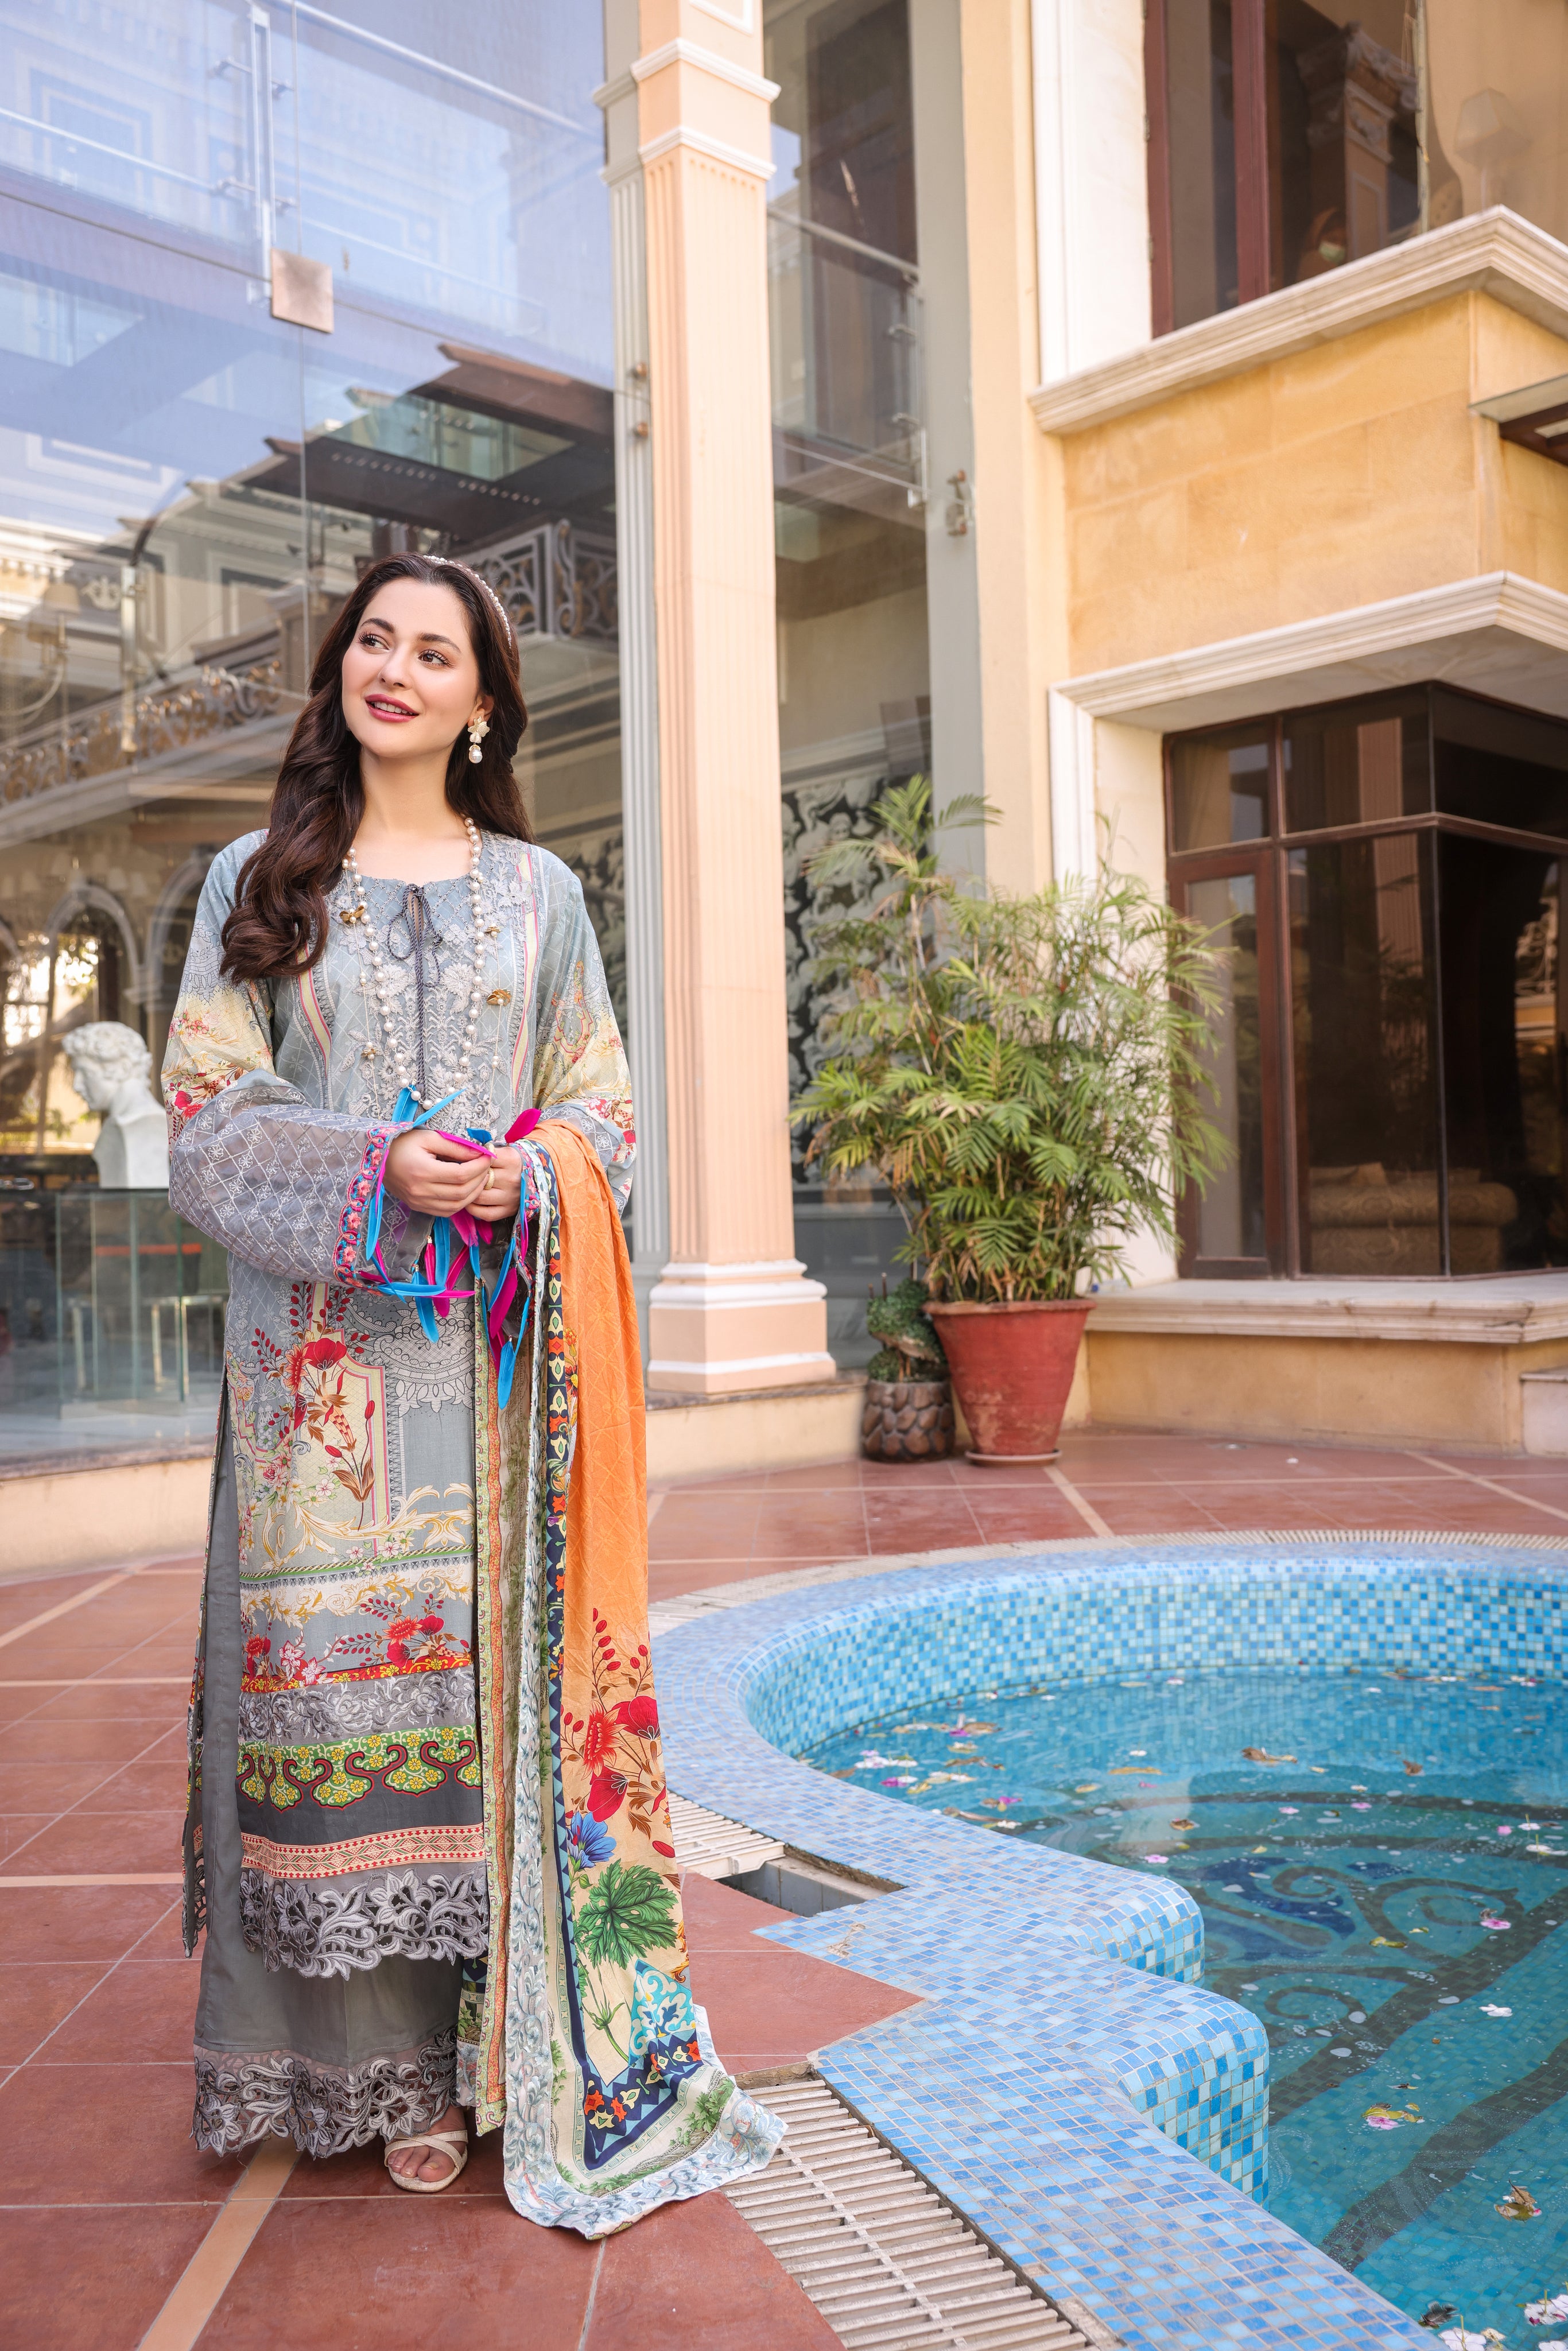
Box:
[340,576,492,766]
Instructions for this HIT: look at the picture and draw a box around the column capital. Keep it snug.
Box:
[631,39,778,103]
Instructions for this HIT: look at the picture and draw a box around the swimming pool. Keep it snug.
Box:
[653,1537,1568,2349]
[802,1663,1567,2338]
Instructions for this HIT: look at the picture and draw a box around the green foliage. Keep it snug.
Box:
[865,1275,945,1378]
[575,1860,677,1970]
[792,776,1229,1303]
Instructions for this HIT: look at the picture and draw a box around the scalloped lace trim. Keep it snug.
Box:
[239,1865,489,1980]
[192,2028,459,2157]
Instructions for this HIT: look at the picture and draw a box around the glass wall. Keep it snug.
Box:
[1167,685,1568,1279]
[0,1,619,1453]
[1147,0,1564,333]
[766,0,927,1366]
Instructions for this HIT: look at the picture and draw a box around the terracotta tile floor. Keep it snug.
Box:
[3,1423,1564,2348]
[0,1559,890,2349]
[645,1426,1568,1599]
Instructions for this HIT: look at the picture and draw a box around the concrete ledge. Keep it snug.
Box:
[1,1454,212,1578]
[646,1373,865,1483]
[1028,207,1568,436]
[1080,1277,1568,1448]
[1089,1274,1568,1346]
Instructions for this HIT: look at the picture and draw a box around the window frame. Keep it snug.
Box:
[1145,0,1272,338]
[1165,684,1568,1280]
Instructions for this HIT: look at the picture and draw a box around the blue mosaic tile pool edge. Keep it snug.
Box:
[656,1540,1567,2351]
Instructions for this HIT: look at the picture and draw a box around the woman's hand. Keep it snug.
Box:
[470,1144,523,1225]
[384,1130,495,1217]
[383,1133,525,1224]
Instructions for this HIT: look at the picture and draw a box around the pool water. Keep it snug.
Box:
[801,1666,1568,2340]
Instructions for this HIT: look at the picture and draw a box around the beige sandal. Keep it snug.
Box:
[385,2125,469,2193]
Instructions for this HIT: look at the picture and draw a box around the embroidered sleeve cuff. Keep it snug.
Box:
[335,1125,396,1285]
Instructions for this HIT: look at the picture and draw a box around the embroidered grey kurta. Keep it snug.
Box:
[165,830,632,2152]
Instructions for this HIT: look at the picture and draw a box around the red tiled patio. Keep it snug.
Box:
[3,1425,1565,2350]
[646,1428,1568,1601]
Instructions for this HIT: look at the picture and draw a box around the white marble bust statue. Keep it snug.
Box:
[62,1021,170,1189]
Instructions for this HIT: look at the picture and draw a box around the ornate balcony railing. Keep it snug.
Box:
[0,518,616,812]
[0,657,289,809]
[471,520,617,646]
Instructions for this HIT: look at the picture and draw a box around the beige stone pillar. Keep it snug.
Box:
[635,1,833,1396]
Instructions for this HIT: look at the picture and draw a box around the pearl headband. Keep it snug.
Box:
[425,553,515,649]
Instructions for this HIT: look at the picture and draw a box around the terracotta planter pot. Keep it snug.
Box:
[925,1299,1093,1462]
[860,1376,956,1462]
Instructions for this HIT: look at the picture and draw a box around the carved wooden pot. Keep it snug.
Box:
[860,1376,956,1462]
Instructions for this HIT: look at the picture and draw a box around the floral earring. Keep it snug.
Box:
[467,714,489,765]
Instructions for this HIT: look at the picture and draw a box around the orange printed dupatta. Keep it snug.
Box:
[463,1122,782,2233]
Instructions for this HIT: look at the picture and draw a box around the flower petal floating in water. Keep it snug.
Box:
[1497,1826,1513,1837]
[1279,1806,1299,1816]
[1169,1817,1197,1831]
[1480,1915,1512,1931]
[1242,1747,1296,1764]
[1404,1760,1423,1776]
[1524,2294,1568,2324]
[1494,2183,1541,2220]
[1372,1937,1407,1948]
[1351,1802,1372,1811]
[1364,2103,1418,2128]
[1143,1852,1169,1864]
[1480,2003,1512,2017]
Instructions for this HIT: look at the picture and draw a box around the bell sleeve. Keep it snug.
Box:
[162,841,414,1284]
[529,856,636,1213]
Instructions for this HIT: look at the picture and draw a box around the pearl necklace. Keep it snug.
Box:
[342,816,500,1111]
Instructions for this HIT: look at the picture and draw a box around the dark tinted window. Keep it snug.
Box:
[1438,835,1567,1271]
[1186,871,1267,1264]
[1290,833,1441,1274]
[1165,0,1240,328]
[1433,691,1568,841]
[1283,693,1430,832]
[1169,726,1270,850]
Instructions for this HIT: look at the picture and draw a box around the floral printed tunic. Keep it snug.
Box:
[165,831,634,1984]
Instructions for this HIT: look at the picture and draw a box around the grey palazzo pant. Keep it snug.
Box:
[191,1410,465,2157]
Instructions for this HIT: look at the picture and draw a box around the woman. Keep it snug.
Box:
[165,552,782,2225]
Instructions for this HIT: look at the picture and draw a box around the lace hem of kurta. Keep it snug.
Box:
[192,2029,457,2157]
[239,1862,489,1979]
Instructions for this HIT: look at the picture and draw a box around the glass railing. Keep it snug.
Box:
[767,209,925,501]
[0,1186,227,1442]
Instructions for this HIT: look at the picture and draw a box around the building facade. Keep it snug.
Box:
[5,0,1568,1464]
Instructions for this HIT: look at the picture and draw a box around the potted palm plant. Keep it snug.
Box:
[794,779,1226,1461]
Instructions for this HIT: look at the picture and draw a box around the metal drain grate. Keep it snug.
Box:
[667,1790,787,1880]
[729,2075,1107,2351]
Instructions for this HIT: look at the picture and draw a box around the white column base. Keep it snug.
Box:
[647,1259,836,1396]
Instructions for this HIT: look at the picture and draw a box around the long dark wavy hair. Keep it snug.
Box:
[220,553,531,980]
